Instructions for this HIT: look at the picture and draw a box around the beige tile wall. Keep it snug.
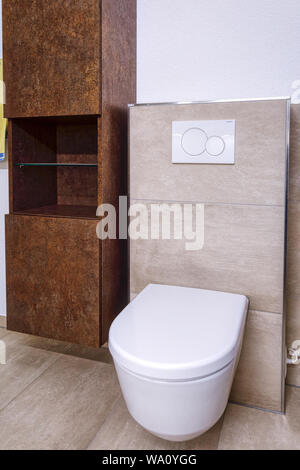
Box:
[130,101,287,206]
[230,310,282,410]
[130,201,284,313]
[286,104,300,387]
[129,100,289,412]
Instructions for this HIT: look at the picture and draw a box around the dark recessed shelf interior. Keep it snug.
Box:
[14,162,98,168]
[14,204,99,220]
[11,116,99,218]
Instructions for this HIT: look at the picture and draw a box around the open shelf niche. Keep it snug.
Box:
[11,116,99,219]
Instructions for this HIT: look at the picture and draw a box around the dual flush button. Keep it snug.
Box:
[172,120,235,164]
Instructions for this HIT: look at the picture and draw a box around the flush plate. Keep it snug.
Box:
[172,120,235,164]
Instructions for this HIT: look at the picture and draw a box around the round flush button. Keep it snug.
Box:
[206,136,225,156]
[181,128,207,156]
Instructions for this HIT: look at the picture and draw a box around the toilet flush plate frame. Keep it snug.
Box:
[172,119,236,164]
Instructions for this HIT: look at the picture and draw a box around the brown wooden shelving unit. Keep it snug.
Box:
[3,0,136,347]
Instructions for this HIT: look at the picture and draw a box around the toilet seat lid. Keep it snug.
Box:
[109,284,248,381]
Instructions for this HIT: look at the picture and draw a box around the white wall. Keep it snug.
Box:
[1,1,300,316]
[137,0,300,103]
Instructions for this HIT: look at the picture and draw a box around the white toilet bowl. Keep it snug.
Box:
[109,284,248,442]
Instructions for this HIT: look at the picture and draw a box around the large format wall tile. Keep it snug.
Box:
[289,104,300,203]
[130,100,288,206]
[287,364,300,388]
[230,310,282,411]
[130,201,285,314]
[286,106,300,388]
[129,99,288,411]
[287,201,300,296]
[286,294,300,387]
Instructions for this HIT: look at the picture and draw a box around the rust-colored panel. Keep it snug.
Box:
[100,0,136,206]
[3,0,101,118]
[99,0,136,342]
[6,215,101,347]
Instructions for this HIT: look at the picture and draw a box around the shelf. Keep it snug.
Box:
[14,163,98,168]
[14,204,99,220]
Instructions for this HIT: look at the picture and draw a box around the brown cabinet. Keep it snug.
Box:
[6,215,100,347]
[3,0,136,346]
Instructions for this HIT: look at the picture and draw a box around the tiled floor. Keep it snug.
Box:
[0,326,299,450]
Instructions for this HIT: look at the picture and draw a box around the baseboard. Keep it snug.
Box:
[0,316,7,328]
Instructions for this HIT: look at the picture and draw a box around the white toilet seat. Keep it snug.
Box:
[109,284,249,381]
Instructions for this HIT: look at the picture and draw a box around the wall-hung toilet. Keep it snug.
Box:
[109,284,249,442]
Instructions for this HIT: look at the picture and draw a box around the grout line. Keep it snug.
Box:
[286,383,300,390]
[85,393,122,450]
[228,400,284,415]
[248,309,282,315]
[130,197,285,209]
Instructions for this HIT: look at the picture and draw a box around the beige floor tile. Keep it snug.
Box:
[0,316,7,328]
[0,332,65,411]
[0,354,120,450]
[130,100,287,206]
[3,330,72,354]
[3,325,111,364]
[219,386,300,450]
[88,396,223,450]
[0,328,8,339]
[130,201,285,313]
[230,310,282,411]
